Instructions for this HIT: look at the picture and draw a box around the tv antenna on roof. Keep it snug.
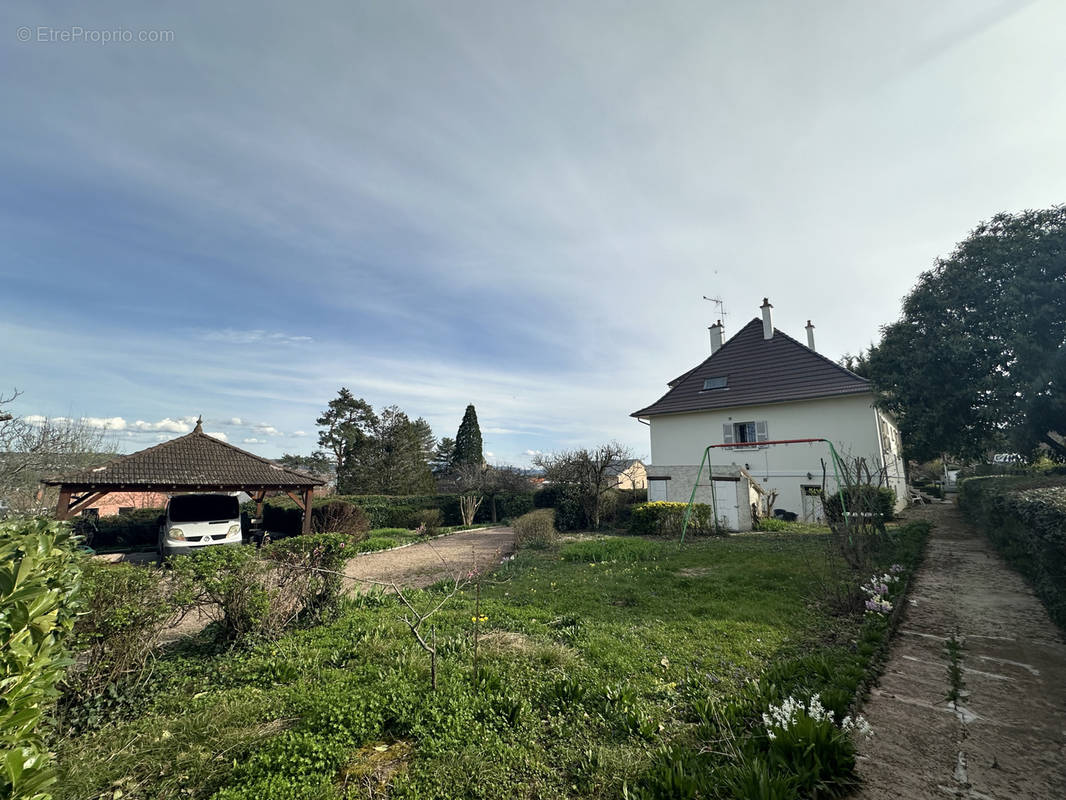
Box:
[703,295,727,325]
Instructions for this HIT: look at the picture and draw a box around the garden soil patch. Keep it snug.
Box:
[856,503,1066,800]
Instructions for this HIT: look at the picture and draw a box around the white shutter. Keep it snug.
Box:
[756,421,769,448]
[722,423,734,449]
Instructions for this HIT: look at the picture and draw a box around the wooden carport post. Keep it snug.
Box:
[301,488,314,535]
[56,488,73,520]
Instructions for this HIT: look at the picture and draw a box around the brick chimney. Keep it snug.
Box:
[708,320,724,354]
[760,298,774,340]
[805,320,816,350]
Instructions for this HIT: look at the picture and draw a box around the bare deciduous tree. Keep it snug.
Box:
[533,442,633,529]
[0,390,114,516]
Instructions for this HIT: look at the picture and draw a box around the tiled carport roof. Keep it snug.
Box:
[632,318,871,418]
[43,423,323,491]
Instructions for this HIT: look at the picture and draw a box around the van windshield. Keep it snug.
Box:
[169,494,239,523]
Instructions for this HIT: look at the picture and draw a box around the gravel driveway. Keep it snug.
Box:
[344,526,516,590]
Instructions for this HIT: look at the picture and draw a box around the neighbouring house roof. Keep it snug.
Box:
[605,459,646,476]
[42,425,324,491]
[632,318,871,418]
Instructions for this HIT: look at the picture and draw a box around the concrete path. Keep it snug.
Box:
[857,503,1066,800]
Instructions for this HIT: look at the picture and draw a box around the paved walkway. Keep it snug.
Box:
[857,503,1066,800]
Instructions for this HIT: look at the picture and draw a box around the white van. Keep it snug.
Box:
[159,493,242,558]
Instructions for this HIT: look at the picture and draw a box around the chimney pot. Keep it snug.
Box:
[708,320,724,354]
[805,320,816,350]
[760,298,774,340]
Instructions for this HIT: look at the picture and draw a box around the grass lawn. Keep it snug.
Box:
[54,526,923,800]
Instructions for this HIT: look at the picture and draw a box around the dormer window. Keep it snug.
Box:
[702,377,728,390]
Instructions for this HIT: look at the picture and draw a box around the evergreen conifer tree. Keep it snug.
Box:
[453,404,484,467]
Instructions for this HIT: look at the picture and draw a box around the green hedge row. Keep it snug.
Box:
[822,486,897,525]
[628,501,719,536]
[261,491,536,535]
[959,475,1066,628]
[532,487,648,531]
[1,519,83,800]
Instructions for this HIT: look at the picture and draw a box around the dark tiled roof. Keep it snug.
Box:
[43,429,324,490]
[632,318,871,418]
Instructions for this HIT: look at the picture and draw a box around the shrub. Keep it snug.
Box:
[311,501,370,537]
[821,486,896,526]
[560,538,662,563]
[265,533,355,623]
[170,547,282,641]
[513,509,557,549]
[629,502,717,536]
[959,475,1066,628]
[0,518,82,800]
[492,492,535,522]
[411,508,443,535]
[64,561,173,701]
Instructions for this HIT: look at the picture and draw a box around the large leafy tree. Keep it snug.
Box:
[453,404,484,468]
[316,390,435,494]
[316,388,377,493]
[867,206,1066,461]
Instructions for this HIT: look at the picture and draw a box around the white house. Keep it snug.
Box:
[632,299,907,530]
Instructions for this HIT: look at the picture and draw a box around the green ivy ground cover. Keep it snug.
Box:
[54,527,923,800]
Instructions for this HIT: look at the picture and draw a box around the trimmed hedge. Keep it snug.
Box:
[72,508,163,550]
[629,501,718,536]
[822,487,896,525]
[1,519,82,800]
[959,475,1066,628]
[262,492,535,534]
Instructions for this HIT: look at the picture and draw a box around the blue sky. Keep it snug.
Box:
[2,0,1064,464]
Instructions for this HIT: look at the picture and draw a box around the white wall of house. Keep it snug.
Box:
[646,465,754,531]
[647,393,908,517]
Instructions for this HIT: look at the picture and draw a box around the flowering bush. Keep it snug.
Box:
[628,501,716,536]
[761,694,872,741]
[861,570,900,614]
[759,694,871,798]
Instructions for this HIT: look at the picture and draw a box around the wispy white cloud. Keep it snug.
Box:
[242,437,263,444]
[229,417,243,425]
[204,431,228,441]
[80,416,128,430]
[133,418,193,433]
[199,329,313,346]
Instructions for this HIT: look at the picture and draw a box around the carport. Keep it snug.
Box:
[42,418,324,533]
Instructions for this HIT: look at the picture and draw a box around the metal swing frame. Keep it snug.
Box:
[680,437,850,543]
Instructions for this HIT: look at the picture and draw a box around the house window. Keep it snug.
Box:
[735,421,757,444]
[702,376,728,390]
[722,421,769,449]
